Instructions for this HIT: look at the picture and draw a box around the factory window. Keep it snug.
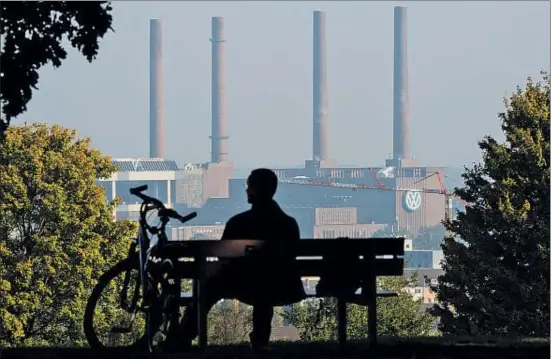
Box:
[274,170,285,179]
[351,169,362,179]
[331,169,343,178]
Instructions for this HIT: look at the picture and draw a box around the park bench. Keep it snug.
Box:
[152,237,405,350]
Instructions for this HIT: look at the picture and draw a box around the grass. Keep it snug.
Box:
[2,337,549,359]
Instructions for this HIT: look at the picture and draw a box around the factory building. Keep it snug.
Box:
[98,8,458,247]
[96,158,180,222]
[270,165,447,236]
[166,7,450,237]
[404,250,443,270]
[172,224,226,241]
[96,158,230,225]
[176,162,233,208]
[258,6,448,236]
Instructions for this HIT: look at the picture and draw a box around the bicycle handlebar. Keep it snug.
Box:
[129,185,148,195]
[129,185,197,225]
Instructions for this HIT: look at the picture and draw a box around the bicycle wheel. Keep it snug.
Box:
[83,257,163,348]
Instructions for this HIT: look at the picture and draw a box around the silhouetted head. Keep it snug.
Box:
[246,168,278,204]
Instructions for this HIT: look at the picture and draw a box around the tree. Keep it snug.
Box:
[413,224,446,250]
[0,2,114,141]
[207,300,253,345]
[206,300,286,345]
[284,275,436,341]
[0,124,136,346]
[431,72,550,337]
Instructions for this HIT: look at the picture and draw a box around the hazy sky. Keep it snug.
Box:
[18,1,549,169]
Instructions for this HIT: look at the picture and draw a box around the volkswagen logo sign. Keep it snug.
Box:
[403,190,422,212]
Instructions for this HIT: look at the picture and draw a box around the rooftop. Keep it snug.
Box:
[112,158,179,172]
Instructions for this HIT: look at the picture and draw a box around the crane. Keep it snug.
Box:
[412,171,468,237]
[412,172,457,223]
[277,170,469,226]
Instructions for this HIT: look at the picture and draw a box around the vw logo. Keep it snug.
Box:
[403,190,422,212]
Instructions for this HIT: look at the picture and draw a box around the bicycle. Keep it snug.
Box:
[83,185,197,351]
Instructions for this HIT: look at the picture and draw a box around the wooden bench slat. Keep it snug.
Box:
[293,238,405,257]
[374,258,404,276]
[295,258,403,276]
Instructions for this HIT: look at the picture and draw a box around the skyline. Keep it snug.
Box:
[16,1,549,169]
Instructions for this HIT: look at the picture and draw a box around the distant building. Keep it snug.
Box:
[403,268,443,304]
[315,207,358,225]
[177,162,233,208]
[97,158,233,226]
[404,250,443,269]
[172,224,225,241]
[207,166,448,238]
[97,158,180,223]
[314,224,386,239]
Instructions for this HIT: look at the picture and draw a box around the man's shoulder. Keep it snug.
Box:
[278,207,298,224]
[227,209,253,224]
[282,213,298,226]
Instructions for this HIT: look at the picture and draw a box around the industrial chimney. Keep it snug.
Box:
[149,19,165,159]
[393,6,410,162]
[210,17,229,163]
[313,10,329,163]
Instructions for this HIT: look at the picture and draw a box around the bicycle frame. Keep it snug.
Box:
[126,186,196,343]
[137,227,150,309]
[117,211,159,315]
[85,185,197,350]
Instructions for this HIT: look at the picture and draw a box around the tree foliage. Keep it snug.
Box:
[432,72,550,337]
[207,300,253,345]
[0,2,114,141]
[206,300,286,345]
[284,276,436,341]
[0,124,136,346]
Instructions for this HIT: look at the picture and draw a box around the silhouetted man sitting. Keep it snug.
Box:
[163,168,305,352]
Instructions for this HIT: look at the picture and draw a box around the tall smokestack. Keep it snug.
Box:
[149,19,165,159]
[210,17,228,163]
[313,11,328,163]
[393,6,410,161]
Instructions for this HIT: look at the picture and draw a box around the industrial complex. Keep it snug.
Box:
[97,7,463,271]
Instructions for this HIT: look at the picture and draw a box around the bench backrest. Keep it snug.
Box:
[166,237,405,277]
[294,238,404,277]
